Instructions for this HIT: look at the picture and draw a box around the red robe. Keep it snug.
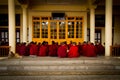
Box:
[85,44,96,57]
[49,44,58,56]
[96,44,105,56]
[30,44,38,55]
[82,44,87,56]
[57,45,67,58]
[19,44,26,56]
[38,45,47,56]
[68,45,80,58]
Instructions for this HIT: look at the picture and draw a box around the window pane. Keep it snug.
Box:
[50,22,57,39]
[59,22,65,39]
[33,21,40,38]
[41,22,48,38]
[68,21,74,38]
[76,22,82,38]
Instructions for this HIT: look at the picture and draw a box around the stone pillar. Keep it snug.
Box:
[8,0,16,53]
[105,0,112,56]
[84,12,88,41]
[22,5,28,42]
[90,7,95,43]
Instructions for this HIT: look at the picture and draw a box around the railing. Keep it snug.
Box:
[110,45,120,56]
[0,46,11,57]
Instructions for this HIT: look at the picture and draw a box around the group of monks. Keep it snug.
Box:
[16,41,105,58]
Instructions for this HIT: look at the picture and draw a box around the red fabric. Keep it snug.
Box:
[16,44,20,54]
[96,44,105,56]
[38,45,47,56]
[49,44,58,56]
[57,45,67,58]
[68,45,80,58]
[19,44,26,56]
[85,44,96,57]
[82,44,87,56]
[30,44,38,55]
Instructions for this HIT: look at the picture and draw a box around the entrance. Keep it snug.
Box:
[32,16,84,44]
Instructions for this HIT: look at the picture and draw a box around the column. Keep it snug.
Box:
[22,5,28,42]
[8,0,16,53]
[84,12,87,41]
[90,7,95,43]
[105,0,112,56]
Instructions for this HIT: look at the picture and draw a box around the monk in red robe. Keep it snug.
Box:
[49,41,58,57]
[85,42,96,57]
[95,42,105,56]
[81,41,87,56]
[30,42,38,55]
[68,42,80,58]
[19,43,26,56]
[57,42,67,58]
[38,41,47,56]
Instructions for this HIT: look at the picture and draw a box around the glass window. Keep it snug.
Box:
[59,22,66,39]
[50,22,57,39]
[76,22,82,38]
[41,22,48,38]
[33,22,40,38]
[68,21,74,38]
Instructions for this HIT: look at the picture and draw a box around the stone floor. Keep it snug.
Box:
[0,56,120,80]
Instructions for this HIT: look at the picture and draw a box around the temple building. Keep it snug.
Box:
[0,0,120,56]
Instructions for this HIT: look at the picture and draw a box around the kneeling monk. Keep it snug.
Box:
[57,42,67,58]
[68,42,80,58]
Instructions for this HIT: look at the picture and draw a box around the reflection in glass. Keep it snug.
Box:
[76,22,82,38]
[68,21,74,38]
[50,22,57,39]
[59,22,65,39]
[33,22,40,38]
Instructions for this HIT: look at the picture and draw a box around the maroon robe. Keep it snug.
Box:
[82,44,87,56]
[96,44,105,56]
[68,45,80,58]
[85,44,96,57]
[48,44,58,56]
[30,44,38,55]
[57,45,67,58]
[19,44,26,56]
[38,45,47,56]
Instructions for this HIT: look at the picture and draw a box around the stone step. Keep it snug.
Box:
[0,57,120,66]
[0,70,120,76]
[0,64,119,71]
[0,75,120,80]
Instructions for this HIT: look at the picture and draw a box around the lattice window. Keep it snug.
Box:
[41,22,48,38]
[50,22,57,39]
[68,21,74,38]
[59,22,65,39]
[33,22,40,38]
[76,22,82,38]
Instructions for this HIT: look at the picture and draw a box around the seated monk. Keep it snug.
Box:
[38,41,47,56]
[68,42,80,58]
[85,42,97,57]
[30,42,38,56]
[57,42,67,58]
[48,41,58,57]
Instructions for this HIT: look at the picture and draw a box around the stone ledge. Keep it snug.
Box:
[0,70,120,76]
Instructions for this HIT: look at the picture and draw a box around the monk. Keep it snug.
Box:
[30,42,38,56]
[49,41,58,57]
[38,41,47,56]
[19,42,26,56]
[95,42,105,56]
[68,42,80,58]
[85,42,96,57]
[57,42,67,58]
[81,41,87,56]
